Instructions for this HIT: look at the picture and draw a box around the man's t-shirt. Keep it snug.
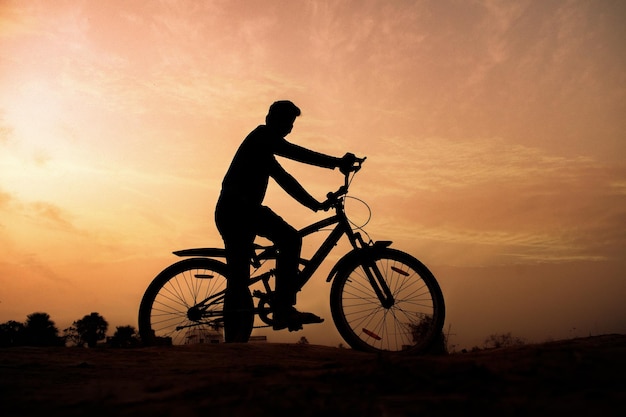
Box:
[220,125,338,207]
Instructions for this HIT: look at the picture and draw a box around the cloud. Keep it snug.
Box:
[0,189,83,285]
[15,252,70,284]
[360,137,626,264]
[28,201,78,233]
[0,188,81,236]
[0,111,13,149]
[0,1,43,39]
[0,188,12,214]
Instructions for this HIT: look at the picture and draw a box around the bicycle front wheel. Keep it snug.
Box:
[330,248,445,353]
[138,258,230,345]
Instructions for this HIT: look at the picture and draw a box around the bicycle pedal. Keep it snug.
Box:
[287,323,303,332]
[272,319,304,332]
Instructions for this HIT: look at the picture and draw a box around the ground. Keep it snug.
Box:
[1,334,624,417]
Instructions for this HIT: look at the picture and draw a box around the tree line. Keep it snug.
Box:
[2,312,526,351]
[0,312,140,348]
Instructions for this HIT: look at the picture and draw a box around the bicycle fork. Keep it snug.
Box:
[354,235,396,309]
[363,257,395,308]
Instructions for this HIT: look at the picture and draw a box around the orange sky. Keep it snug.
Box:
[1,0,625,349]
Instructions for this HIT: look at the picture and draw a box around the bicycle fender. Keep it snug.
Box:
[173,243,270,259]
[173,248,226,258]
[325,241,392,283]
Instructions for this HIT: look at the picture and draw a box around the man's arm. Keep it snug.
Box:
[270,160,322,211]
[276,139,358,175]
[275,139,340,169]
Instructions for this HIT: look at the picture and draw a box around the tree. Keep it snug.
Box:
[70,312,109,348]
[0,320,26,347]
[23,312,64,346]
[297,336,309,345]
[63,324,81,346]
[109,325,140,348]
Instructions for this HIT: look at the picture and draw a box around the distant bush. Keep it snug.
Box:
[64,312,109,347]
[427,330,448,355]
[483,332,526,349]
[2,312,140,349]
[108,325,141,348]
[23,312,65,346]
[0,320,26,347]
[409,316,448,355]
[1,313,64,347]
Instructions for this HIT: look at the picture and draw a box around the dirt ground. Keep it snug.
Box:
[1,334,624,417]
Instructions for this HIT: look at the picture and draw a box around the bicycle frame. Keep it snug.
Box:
[173,165,396,312]
[259,204,361,293]
[174,198,364,289]
[289,201,397,308]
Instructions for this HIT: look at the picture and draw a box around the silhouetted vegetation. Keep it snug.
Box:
[25,312,65,346]
[0,320,26,347]
[1,312,154,349]
[483,332,526,349]
[463,332,528,352]
[0,313,64,347]
[2,310,531,353]
[109,325,140,348]
[408,316,448,355]
[64,312,109,347]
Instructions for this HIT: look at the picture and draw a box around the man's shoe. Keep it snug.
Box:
[273,307,324,332]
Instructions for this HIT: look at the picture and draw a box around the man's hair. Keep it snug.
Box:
[266,100,301,125]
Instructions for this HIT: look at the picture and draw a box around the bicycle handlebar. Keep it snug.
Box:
[323,156,366,210]
[351,156,366,172]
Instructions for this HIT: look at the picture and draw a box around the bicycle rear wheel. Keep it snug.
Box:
[138,258,238,345]
[330,248,445,353]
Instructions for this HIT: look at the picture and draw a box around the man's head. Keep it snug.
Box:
[266,100,301,136]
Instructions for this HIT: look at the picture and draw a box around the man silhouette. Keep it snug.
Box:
[215,100,356,342]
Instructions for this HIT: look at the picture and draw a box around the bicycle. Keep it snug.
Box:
[138,158,445,353]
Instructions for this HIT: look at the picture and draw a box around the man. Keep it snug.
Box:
[215,100,355,342]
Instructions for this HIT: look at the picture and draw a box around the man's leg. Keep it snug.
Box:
[216,200,255,343]
[256,206,301,308]
[222,238,255,342]
[256,207,323,330]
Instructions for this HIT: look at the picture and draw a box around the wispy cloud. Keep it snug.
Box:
[0,189,81,237]
[28,201,79,233]
[0,188,12,210]
[0,113,11,145]
[360,137,626,264]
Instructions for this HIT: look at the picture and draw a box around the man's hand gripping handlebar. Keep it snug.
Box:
[322,156,366,211]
